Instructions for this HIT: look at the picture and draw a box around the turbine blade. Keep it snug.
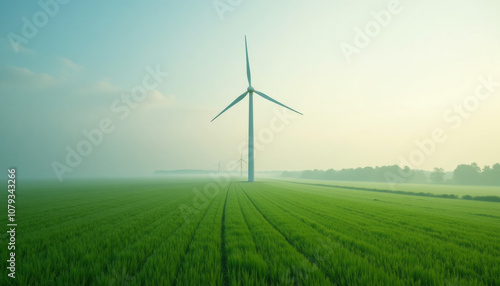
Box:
[242,160,247,163]
[245,36,252,86]
[211,91,249,122]
[254,90,303,115]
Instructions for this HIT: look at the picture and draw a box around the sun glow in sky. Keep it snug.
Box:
[1,0,500,179]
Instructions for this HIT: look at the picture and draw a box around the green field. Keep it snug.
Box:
[1,178,500,285]
[276,178,500,197]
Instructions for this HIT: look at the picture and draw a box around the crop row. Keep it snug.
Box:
[2,179,498,285]
[241,181,500,285]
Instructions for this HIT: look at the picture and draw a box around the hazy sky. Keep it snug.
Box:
[1,0,500,180]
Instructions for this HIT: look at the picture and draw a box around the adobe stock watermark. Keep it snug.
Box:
[7,0,72,53]
[51,65,168,181]
[385,74,500,189]
[178,172,231,225]
[340,0,410,64]
[213,0,243,21]
[236,107,300,159]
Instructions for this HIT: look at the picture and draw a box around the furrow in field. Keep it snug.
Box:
[21,184,176,227]
[249,185,419,283]
[238,185,322,271]
[94,182,225,285]
[129,185,223,285]
[173,184,227,285]
[220,183,229,286]
[101,204,190,280]
[235,184,332,285]
[264,181,500,252]
[17,191,191,285]
[173,189,221,285]
[241,183,399,285]
[250,181,500,285]
[224,183,267,285]
[260,183,500,259]
[21,186,189,245]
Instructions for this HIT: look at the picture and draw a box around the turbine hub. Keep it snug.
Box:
[247,86,254,93]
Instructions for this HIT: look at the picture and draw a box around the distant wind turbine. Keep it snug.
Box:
[215,160,221,173]
[211,36,302,182]
[236,152,247,177]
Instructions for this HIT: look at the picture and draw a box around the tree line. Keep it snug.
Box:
[282,163,500,186]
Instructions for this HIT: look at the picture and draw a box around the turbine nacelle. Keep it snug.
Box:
[247,86,255,93]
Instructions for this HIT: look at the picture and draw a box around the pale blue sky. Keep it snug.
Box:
[1,0,500,179]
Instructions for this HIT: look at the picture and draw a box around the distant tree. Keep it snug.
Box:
[402,166,413,177]
[453,163,481,185]
[471,162,481,172]
[406,169,428,184]
[300,169,325,180]
[300,170,313,179]
[430,168,446,184]
[482,164,500,186]
[493,164,500,185]
[482,166,493,185]
[416,170,430,184]
[311,169,322,179]
[324,169,336,180]
[296,163,499,186]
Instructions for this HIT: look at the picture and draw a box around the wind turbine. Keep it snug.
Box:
[215,160,221,173]
[236,152,247,177]
[211,36,302,182]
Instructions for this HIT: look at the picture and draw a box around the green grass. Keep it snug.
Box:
[277,178,500,198]
[1,178,499,285]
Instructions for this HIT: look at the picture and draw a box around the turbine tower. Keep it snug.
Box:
[211,36,302,182]
[215,160,221,173]
[236,152,247,177]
